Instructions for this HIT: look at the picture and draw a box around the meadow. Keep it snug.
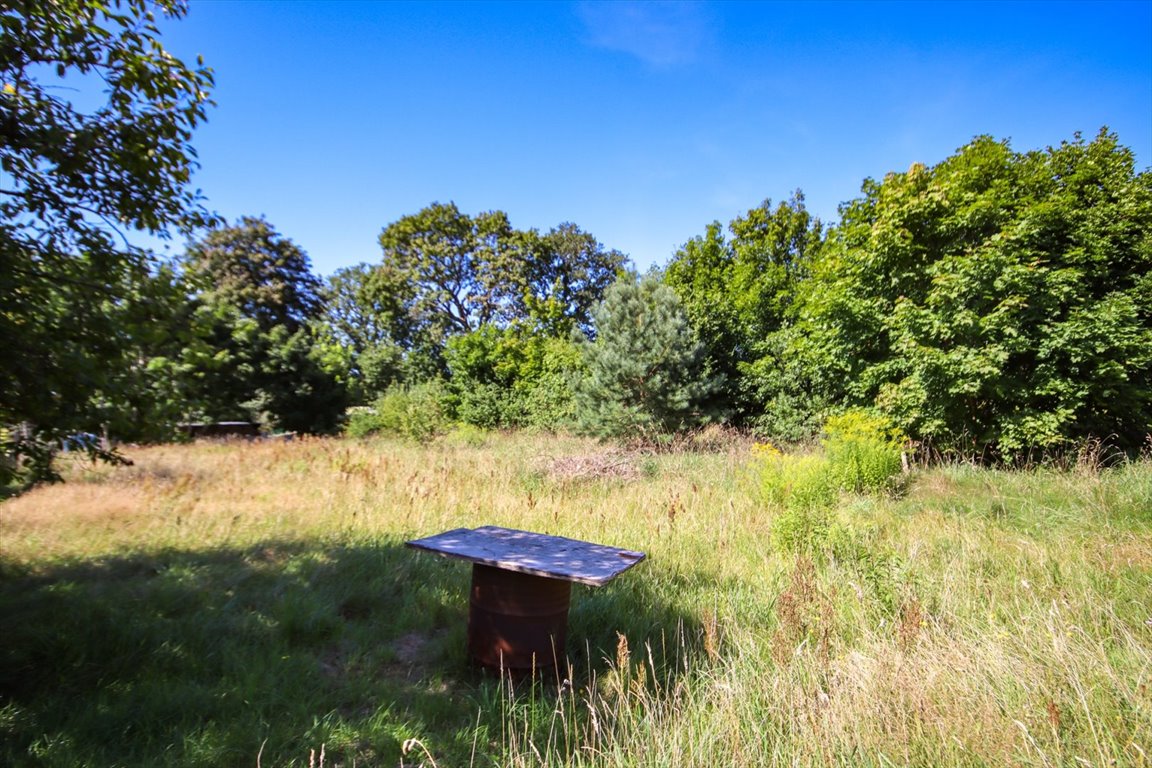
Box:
[0,433,1149,767]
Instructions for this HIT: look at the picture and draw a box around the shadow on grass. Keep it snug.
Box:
[0,539,706,767]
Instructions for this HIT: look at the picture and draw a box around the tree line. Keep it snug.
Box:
[665,134,1152,456]
[3,2,1150,485]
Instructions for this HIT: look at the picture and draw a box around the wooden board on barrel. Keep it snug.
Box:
[406,526,646,675]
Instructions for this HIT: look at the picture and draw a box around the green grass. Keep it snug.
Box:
[1,434,1149,766]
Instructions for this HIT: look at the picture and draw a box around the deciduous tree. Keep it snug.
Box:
[377,202,517,341]
[1,0,213,483]
[797,130,1152,454]
[516,223,626,335]
[184,216,322,333]
[664,192,823,425]
[181,220,345,434]
[373,203,628,389]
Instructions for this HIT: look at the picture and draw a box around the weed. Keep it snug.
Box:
[759,411,908,557]
[771,557,836,665]
[823,408,906,494]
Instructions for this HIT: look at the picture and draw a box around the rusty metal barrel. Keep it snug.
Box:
[467,564,571,673]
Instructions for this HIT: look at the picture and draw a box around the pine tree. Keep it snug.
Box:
[574,274,723,440]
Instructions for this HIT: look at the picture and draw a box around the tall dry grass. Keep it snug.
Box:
[1,433,1149,767]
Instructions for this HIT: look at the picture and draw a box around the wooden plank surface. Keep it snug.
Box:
[405,526,646,586]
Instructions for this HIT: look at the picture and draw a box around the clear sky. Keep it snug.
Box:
[153,0,1152,276]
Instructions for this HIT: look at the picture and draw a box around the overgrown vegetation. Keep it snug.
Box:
[756,409,905,555]
[672,130,1152,457]
[2,4,1148,766]
[344,381,450,443]
[3,2,1150,490]
[1,435,1148,767]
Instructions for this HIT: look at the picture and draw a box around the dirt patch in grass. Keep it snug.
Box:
[383,630,455,678]
[393,631,435,666]
[539,452,642,482]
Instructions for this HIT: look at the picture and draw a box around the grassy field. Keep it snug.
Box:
[0,433,1149,767]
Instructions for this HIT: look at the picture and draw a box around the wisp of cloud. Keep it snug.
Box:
[576,0,714,68]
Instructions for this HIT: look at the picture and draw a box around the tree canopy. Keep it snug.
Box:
[781,130,1152,454]
[1,0,214,483]
[184,216,323,333]
[377,202,517,339]
[574,273,723,440]
[179,219,346,434]
[515,222,627,335]
[664,191,823,423]
[363,202,626,387]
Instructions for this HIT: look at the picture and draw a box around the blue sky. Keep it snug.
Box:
[155,0,1152,276]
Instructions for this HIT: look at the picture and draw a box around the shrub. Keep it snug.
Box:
[759,447,838,553]
[344,406,384,439]
[445,326,582,432]
[799,132,1152,454]
[759,446,833,509]
[343,381,449,443]
[443,423,488,447]
[516,339,584,431]
[455,382,522,430]
[757,411,906,554]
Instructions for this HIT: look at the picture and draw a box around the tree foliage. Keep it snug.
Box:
[366,203,625,400]
[444,323,583,430]
[794,130,1152,453]
[184,216,322,333]
[377,202,517,340]
[1,0,213,483]
[574,274,723,440]
[180,219,345,434]
[376,203,626,344]
[515,223,627,335]
[90,262,217,442]
[315,263,425,401]
[664,191,823,423]
[321,264,400,357]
